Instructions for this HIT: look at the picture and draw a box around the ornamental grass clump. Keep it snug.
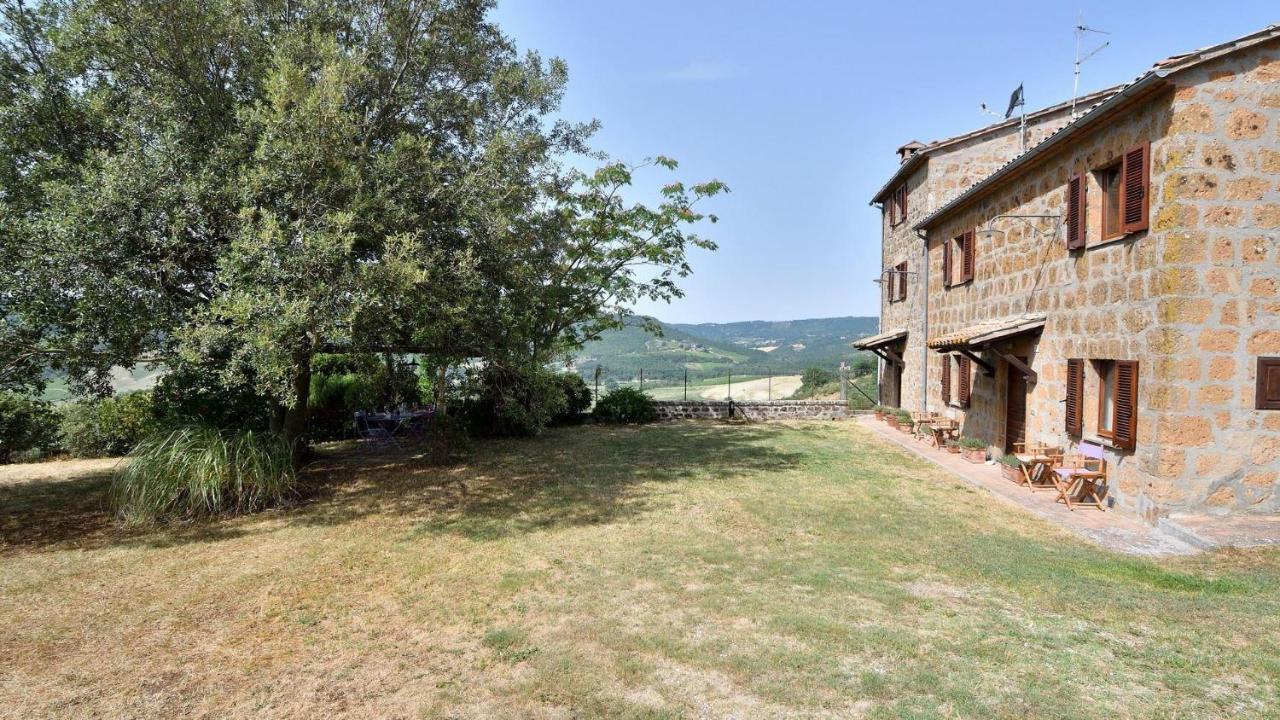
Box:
[112,427,298,523]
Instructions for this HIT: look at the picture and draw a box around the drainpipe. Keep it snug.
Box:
[916,228,930,413]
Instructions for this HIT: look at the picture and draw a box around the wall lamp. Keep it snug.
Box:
[977,213,1062,242]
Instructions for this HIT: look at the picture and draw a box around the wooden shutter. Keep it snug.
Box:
[1120,142,1150,234]
[896,262,908,301]
[899,185,908,222]
[941,354,951,405]
[942,235,952,288]
[1065,174,1086,250]
[886,267,895,301]
[1113,360,1139,450]
[1258,358,1280,410]
[1065,358,1084,436]
[957,356,971,408]
[962,229,975,282]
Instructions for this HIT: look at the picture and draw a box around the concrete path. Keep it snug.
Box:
[855,415,1201,556]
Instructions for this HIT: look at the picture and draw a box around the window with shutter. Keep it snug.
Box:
[957,356,971,408]
[1066,174,1086,250]
[886,267,895,302]
[1113,360,1139,450]
[1256,358,1280,410]
[962,229,975,282]
[941,354,951,405]
[896,261,908,301]
[1065,358,1083,436]
[942,235,952,288]
[1120,142,1150,234]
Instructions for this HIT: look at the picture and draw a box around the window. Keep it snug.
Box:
[941,354,951,405]
[1258,358,1280,410]
[944,230,975,288]
[888,184,908,226]
[1068,358,1138,449]
[1097,162,1123,240]
[895,261,907,302]
[1097,361,1117,438]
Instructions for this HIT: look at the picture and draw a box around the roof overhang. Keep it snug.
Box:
[913,24,1280,232]
[852,328,908,350]
[928,315,1046,351]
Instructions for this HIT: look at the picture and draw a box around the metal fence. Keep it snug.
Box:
[580,366,878,409]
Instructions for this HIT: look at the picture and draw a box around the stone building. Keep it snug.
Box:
[857,24,1280,518]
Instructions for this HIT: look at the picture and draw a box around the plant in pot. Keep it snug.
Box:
[884,409,900,428]
[895,410,913,432]
[958,437,987,464]
[873,405,886,421]
[997,453,1026,482]
[944,438,961,454]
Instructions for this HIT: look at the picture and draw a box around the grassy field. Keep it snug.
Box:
[644,374,800,401]
[3,422,1279,718]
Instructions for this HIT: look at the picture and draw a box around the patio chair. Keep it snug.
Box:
[354,411,401,451]
[1051,441,1107,511]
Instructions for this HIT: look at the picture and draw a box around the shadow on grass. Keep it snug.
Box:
[0,421,806,553]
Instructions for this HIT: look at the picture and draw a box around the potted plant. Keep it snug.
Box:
[884,409,900,429]
[958,437,987,464]
[997,453,1026,482]
[944,438,961,454]
[873,405,886,421]
[895,410,914,433]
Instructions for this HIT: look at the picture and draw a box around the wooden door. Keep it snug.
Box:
[892,362,903,408]
[1004,357,1028,453]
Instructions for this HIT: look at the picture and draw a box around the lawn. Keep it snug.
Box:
[2,421,1279,718]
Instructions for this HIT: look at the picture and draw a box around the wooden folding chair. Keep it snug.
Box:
[1010,442,1062,491]
[1051,441,1107,511]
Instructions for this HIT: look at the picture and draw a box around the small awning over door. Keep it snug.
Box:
[927,314,1045,383]
[853,328,908,366]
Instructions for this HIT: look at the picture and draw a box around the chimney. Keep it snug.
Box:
[896,141,926,164]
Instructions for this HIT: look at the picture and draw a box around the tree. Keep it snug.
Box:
[0,0,724,460]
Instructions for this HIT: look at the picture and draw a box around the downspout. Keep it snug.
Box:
[916,228,930,413]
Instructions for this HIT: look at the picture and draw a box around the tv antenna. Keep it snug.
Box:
[1072,13,1110,118]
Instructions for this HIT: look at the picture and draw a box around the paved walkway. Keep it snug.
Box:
[855,415,1201,556]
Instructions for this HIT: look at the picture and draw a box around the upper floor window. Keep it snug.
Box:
[1065,141,1149,251]
[942,229,975,288]
[888,184,908,226]
[887,261,908,302]
[1098,161,1123,240]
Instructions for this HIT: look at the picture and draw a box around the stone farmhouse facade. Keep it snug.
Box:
[857,24,1280,518]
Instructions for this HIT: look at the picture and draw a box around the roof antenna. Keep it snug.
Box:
[1072,12,1110,118]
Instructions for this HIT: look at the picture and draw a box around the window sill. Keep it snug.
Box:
[1083,436,1131,452]
[945,279,973,290]
[1084,231,1143,252]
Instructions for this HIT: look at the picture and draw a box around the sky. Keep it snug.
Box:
[492,1,1277,324]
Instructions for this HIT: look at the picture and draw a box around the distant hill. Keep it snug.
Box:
[573,316,879,386]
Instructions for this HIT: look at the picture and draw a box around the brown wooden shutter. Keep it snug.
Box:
[1258,358,1280,410]
[899,184,908,221]
[941,354,951,405]
[962,229,975,282]
[1065,358,1084,436]
[942,235,952,288]
[1114,360,1139,450]
[1121,142,1150,234]
[896,262,908,301]
[886,267,895,301]
[1065,174,1086,250]
[957,356,971,408]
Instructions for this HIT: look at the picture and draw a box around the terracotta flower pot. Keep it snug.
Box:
[874,411,884,421]
[1001,463,1024,482]
[886,416,899,429]
[964,449,986,464]
[944,445,961,454]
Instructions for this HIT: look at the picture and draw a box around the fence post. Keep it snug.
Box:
[839,362,848,403]
[683,368,687,401]
[728,370,732,400]
[768,369,772,401]
[639,368,644,393]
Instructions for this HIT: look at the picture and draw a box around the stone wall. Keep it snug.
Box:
[652,401,848,422]
[877,100,1097,412]
[918,39,1280,516]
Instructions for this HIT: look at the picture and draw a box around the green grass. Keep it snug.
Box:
[2,421,1279,718]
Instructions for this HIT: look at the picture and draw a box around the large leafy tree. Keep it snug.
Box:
[0,0,725,458]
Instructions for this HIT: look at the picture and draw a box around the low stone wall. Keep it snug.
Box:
[653,400,848,422]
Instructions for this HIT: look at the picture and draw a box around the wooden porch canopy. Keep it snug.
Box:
[927,314,1045,382]
[852,328,908,366]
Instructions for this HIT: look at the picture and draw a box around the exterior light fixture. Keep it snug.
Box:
[978,214,1062,242]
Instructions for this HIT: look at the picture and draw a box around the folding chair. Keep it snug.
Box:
[354,412,401,451]
[1052,441,1107,511]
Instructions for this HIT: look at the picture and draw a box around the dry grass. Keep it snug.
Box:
[2,421,1279,719]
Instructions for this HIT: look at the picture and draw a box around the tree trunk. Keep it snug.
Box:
[435,363,448,416]
[282,354,313,468]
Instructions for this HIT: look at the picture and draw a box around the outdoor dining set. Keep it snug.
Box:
[899,412,1108,512]
[353,407,435,450]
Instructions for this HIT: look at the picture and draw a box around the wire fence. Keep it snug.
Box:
[580,366,878,410]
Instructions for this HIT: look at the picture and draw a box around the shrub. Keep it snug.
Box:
[801,367,836,390]
[308,371,377,440]
[593,387,656,424]
[461,364,567,437]
[151,359,272,433]
[0,393,60,463]
[60,391,160,458]
[552,373,593,425]
[112,427,297,522]
[958,437,987,450]
[997,454,1025,468]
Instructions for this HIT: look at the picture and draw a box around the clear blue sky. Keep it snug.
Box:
[493,1,1276,323]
